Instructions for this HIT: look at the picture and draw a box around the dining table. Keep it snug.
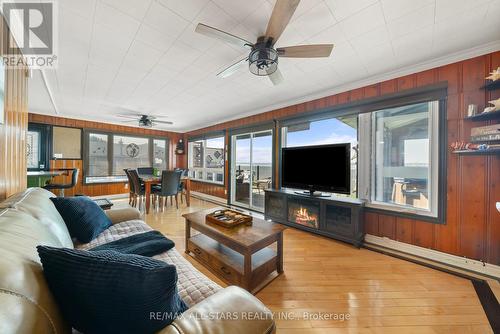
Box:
[139,174,191,214]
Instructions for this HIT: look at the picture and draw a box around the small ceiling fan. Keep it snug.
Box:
[195,0,334,85]
[117,113,173,128]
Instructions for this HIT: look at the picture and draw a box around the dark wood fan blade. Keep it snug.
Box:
[153,120,174,125]
[267,67,284,86]
[195,23,253,49]
[217,57,248,78]
[277,44,334,58]
[265,0,300,45]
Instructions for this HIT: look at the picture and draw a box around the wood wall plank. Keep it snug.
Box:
[378,214,396,240]
[396,217,414,244]
[413,220,435,249]
[0,18,29,200]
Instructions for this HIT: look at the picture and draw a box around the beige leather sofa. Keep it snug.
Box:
[0,188,275,334]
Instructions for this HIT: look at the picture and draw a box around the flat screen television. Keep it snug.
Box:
[281,143,350,196]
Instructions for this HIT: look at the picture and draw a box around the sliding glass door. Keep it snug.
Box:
[231,130,273,212]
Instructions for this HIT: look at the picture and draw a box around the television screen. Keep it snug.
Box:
[281,143,350,194]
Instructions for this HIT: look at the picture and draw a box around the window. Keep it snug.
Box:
[27,130,40,169]
[27,123,50,170]
[88,133,109,177]
[85,132,168,183]
[153,139,167,170]
[188,136,225,184]
[112,135,149,174]
[282,115,358,197]
[364,101,440,216]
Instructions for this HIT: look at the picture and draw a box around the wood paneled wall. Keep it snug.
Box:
[0,19,29,200]
[28,114,184,197]
[186,51,500,265]
[190,180,227,199]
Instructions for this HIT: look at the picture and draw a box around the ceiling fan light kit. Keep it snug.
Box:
[194,0,334,85]
[249,38,279,76]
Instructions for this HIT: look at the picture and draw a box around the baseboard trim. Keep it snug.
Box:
[364,234,500,280]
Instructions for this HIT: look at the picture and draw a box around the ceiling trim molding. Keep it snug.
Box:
[39,70,59,115]
[184,40,500,132]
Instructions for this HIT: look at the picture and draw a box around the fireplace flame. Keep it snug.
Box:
[294,206,318,227]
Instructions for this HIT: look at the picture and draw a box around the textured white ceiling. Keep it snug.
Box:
[28,0,500,132]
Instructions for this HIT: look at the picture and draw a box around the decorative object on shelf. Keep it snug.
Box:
[471,124,500,142]
[450,141,489,151]
[467,104,478,117]
[206,209,253,228]
[486,67,500,81]
[175,139,185,155]
[482,98,500,114]
[466,109,500,121]
[488,98,500,110]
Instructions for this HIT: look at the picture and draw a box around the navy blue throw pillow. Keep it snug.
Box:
[50,196,112,243]
[37,246,188,334]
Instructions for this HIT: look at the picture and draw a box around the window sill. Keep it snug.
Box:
[364,203,442,224]
[84,177,128,185]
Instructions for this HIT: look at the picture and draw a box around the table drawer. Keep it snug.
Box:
[207,255,242,285]
[187,240,209,262]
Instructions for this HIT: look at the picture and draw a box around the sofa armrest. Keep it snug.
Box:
[158,286,275,334]
[105,207,141,225]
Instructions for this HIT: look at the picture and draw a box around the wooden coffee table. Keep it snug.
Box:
[183,208,286,294]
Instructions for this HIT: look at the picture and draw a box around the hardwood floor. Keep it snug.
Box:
[121,197,493,333]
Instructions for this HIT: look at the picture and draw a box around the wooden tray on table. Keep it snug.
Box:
[206,209,253,228]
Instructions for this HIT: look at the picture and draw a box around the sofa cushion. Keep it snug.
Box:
[1,188,73,248]
[37,245,188,334]
[50,196,112,243]
[0,208,70,334]
[77,220,222,306]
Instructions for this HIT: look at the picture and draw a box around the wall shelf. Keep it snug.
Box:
[465,109,500,121]
[481,80,500,91]
[452,148,500,155]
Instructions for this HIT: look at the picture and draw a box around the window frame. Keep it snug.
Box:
[187,131,226,186]
[27,123,51,171]
[83,130,169,185]
[363,100,441,218]
[358,99,447,224]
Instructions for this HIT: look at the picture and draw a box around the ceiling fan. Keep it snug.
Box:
[194,0,334,85]
[117,113,173,128]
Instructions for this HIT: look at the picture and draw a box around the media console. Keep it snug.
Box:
[264,189,365,247]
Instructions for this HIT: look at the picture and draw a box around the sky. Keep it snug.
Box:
[234,118,357,164]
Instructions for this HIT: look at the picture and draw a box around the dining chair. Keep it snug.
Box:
[128,169,146,210]
[152,170,182,210]
[137,167,154,175]
[174,168,188,204]
[43,168,79,197]
[123,169,135,206]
